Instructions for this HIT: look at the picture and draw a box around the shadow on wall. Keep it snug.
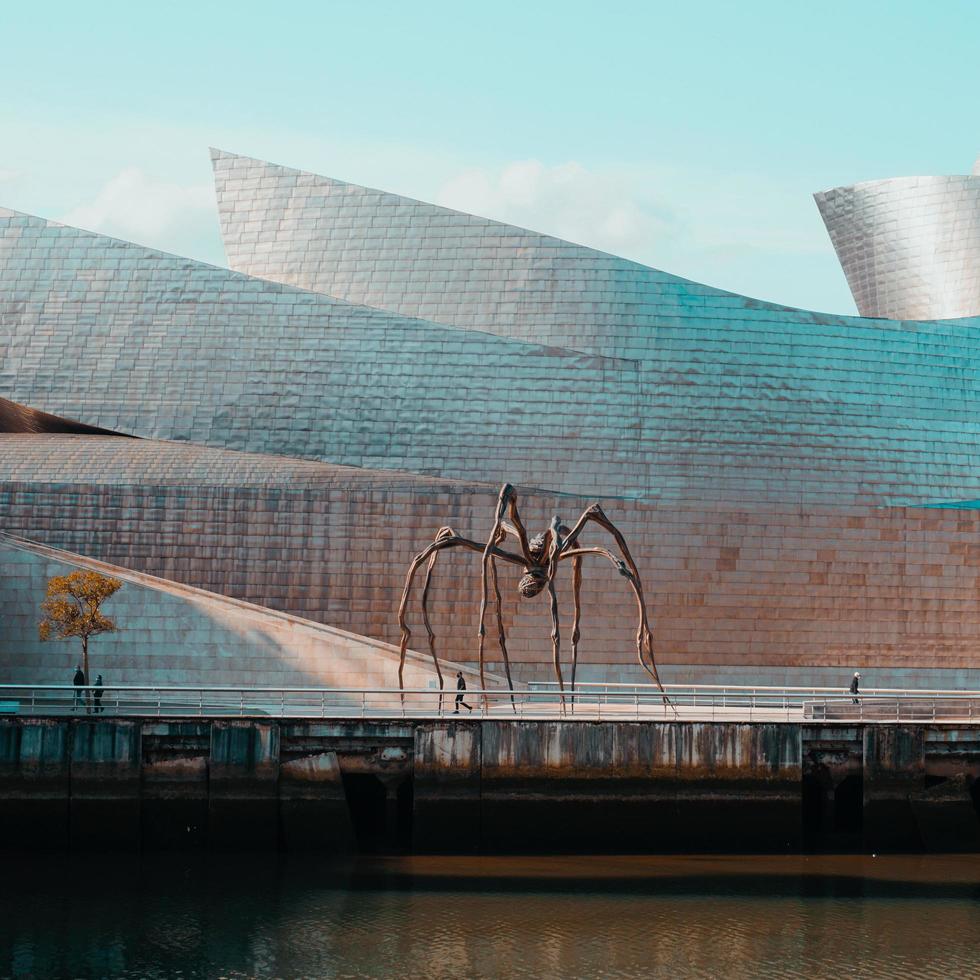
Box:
[0,396,131,436]
[0,535,463,691]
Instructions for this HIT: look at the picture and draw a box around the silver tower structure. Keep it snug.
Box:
[815,155,980,321]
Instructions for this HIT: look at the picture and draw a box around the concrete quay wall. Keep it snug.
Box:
[0,717,978,853]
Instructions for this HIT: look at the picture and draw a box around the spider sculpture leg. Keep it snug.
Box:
[487,554,516,699]
[398,529,525,696]
[570,554,583,692]
[543,514,568,708]
[547,579,564,702]
[419,526,455,702]
[502,491,534,563]
[478,485,520,700]
[564,545,656,686]
[560,504,663,686]
[560,544,670,708]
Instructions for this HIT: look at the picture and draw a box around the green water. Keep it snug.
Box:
[2,854,978,978]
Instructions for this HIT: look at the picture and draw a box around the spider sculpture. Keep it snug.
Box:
[396,483,665,699]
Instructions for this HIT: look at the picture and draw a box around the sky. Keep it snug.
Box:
[1,0,978,315]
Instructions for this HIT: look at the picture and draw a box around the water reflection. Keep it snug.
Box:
[1,854,978,978]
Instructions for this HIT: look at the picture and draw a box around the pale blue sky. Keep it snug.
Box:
[1,0,977,314]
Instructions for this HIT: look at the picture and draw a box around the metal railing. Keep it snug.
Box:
[1,683,979,723]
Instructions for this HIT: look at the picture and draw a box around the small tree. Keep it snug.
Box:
[39,571,123,682]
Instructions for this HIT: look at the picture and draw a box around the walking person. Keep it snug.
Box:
[93,674,105,714]
[850,671,861,705]
[454,671,473,714]
[72,664,86,712]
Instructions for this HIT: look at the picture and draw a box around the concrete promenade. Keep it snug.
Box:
[3,683,979,724]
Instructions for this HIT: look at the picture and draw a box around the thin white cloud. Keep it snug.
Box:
[434,158,849,312]
[0,169,22,182]
[437,160,677,257]
[59,167,217,256]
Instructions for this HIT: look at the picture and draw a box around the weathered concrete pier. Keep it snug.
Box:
[2,716,978,853]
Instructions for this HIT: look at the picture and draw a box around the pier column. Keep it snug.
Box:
[209,721,280,848]
[141,721,210,848]
[863,726,925,851]
[909,728,980,852]
[413,721,481,852]
[279,749,354,850]
[0,719,70,849]
[70,719,141,849]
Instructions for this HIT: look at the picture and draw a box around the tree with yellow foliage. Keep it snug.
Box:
[39,571,123,683]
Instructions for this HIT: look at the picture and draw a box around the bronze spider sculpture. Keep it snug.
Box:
[397,483,666,700]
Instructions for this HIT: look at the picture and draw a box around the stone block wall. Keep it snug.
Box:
[0,535,471,691]
[5,441,980,687]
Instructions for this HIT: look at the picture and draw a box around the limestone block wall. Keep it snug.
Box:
[5,438,980,687]
[0,534,471,691]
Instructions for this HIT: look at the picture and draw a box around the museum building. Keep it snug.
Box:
[2,149,980,690]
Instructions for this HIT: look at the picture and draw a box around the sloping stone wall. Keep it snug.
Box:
[0,535,474,690]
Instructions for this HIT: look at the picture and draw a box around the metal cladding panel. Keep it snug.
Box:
[5,209,980,506]
[0,208,650,500]
[4,152,980,683]
[815,174,980,321]
[210,149,980,356]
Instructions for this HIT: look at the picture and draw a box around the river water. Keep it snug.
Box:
[2,853,978,978]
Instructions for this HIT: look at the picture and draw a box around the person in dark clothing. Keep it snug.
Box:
[454,671,473,714]
[93,674,104,714]
[72,665,86,712]
[850,671,861,705]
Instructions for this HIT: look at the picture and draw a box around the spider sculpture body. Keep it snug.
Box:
[397,483,665,698]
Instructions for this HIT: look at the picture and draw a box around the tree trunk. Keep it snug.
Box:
[82,635,90,713]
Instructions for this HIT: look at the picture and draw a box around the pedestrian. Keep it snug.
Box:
[93,674,104,714]
[72,664,86,712]
[454,671,473,714]
[850,671,861,705]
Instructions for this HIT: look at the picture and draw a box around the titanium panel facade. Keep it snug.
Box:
[815,168,980,321]
[211,149,980,357]
[5,208,980,506]
[4,149,980,687]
